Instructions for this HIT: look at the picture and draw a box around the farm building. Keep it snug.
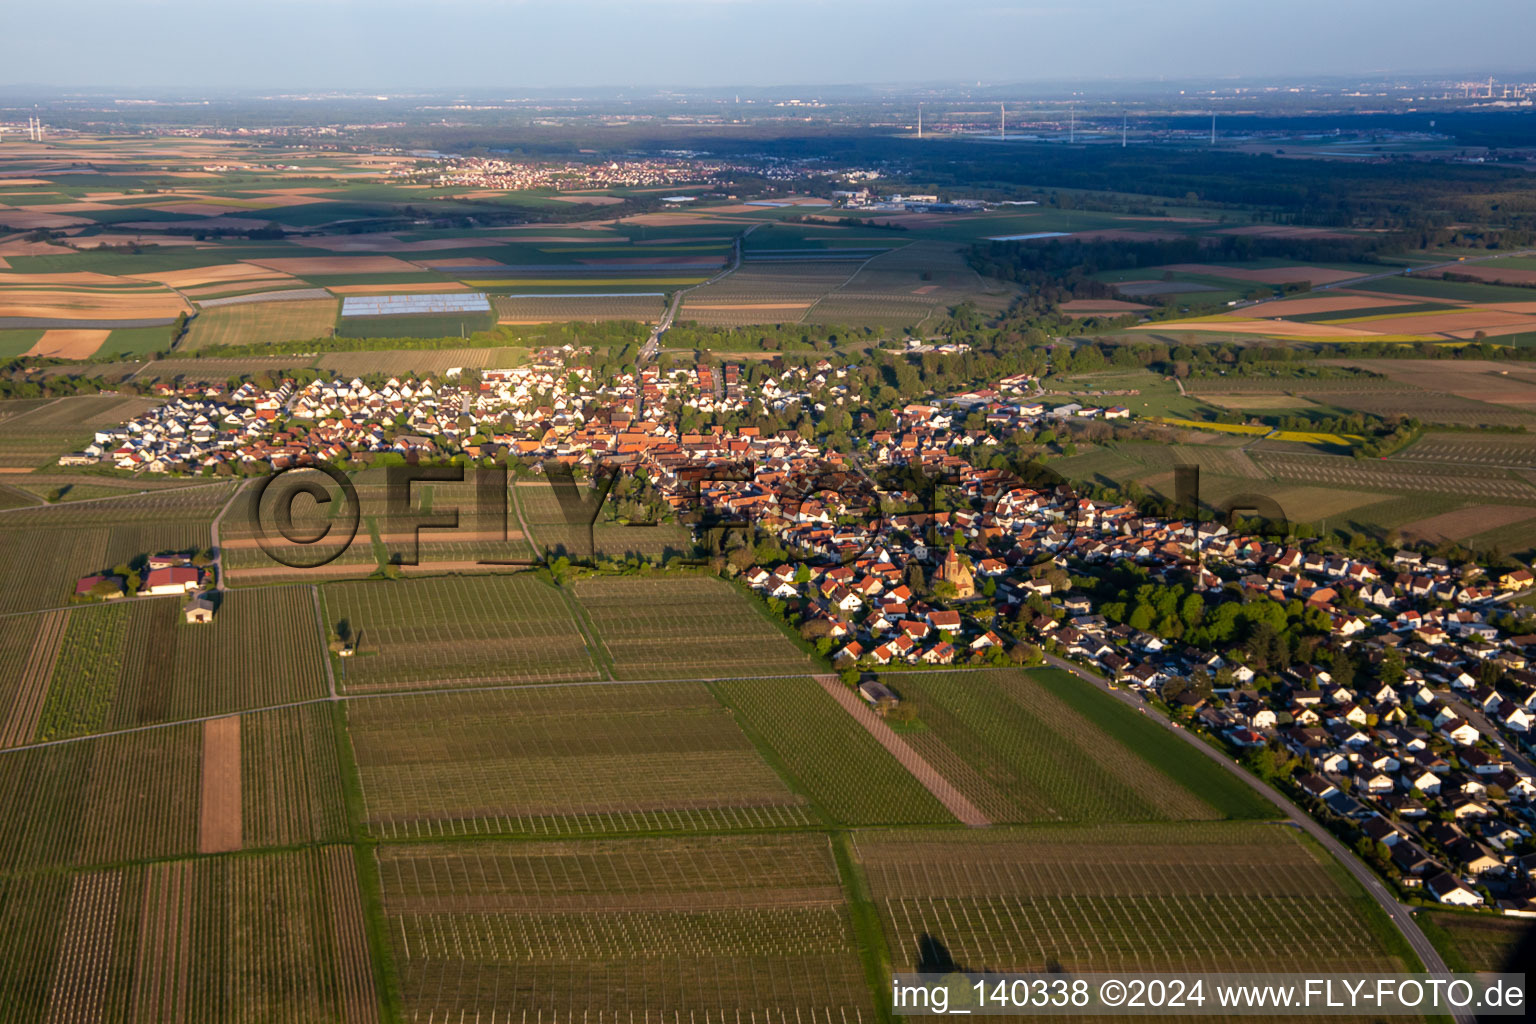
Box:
[143,566,201,596]
[184,595,216,624]
[858,680,898,705]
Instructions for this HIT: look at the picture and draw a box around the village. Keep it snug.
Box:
[59,349,1536,917]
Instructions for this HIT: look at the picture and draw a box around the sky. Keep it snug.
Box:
[6,0,1534,91]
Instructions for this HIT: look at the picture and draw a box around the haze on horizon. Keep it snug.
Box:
[6,0,1534,93]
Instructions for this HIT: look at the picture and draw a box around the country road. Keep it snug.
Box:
[641,227,753,362]
[1040,652,1467,1009]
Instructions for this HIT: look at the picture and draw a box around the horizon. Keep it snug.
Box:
[7,0,1536,92]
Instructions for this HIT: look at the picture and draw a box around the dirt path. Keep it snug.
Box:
[812,674,990,827]
[1,608,69,748]
[198,716,242,854]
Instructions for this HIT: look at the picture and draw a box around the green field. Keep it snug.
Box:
[880,669,1270,823]
[334,310,496,339]
[712,676,954,825]
[182,298,339,350]
[1421,911,1533,973]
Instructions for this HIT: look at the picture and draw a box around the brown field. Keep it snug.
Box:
[1069,228,1183,242]
[142,202,253,216]
[1422,264,1536,286]
[0,210,92,229]
[24,330,110,359]
[248,255,426,274]
[198,716,242,855]
[64,232,211,249]
[550,194,624,205]
[1203,393,1320,410]
[1059,298,1151,313]
[0,289,189,320]
[685,302,813,311]
[1115,279,1221,296]
[1131,318,1380,338]
[128,263,294,288]
[1161,263,1366,285]
[0,271,128,286]
[1338,310,1536,336]
[1250,294,1414,317]
[410,257,510,269]
[576,255,723,266]
[615,212,722,226]
[0,238,75,256]
[1400,504,1536,544]
[0,609,69,748]
[327,282,472,295]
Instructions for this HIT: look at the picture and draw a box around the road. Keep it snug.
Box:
[639,290,683,362]
[641,228,753,363]
[208,479,248,593]
[1040,652,1467,1002]
[1436,690,1536,778]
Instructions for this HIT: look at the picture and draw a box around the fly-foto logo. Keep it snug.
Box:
[241,456,1096,571]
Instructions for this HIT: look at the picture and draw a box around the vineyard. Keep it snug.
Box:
[678,263,856,327]
[0,722,201,874]
[573,575,813,680]
[322,574,599,692]
[240,704,351,849]
[494,294,663,322]
[0,847,379,1022]
[377,834,874,1022]
[25,588,329,734]
[344,683,813,839]
[1394,431,1536,470]
[0,609,69,749]
[881,670,1229,823]
[711,676,953,826]
[515,480,699,563]
[857,824,1412,975]
[181,297,340,350]
[0,483,230,614]
[316,346,523,376]
[1250,451,1536,501]
[35,603,130,740]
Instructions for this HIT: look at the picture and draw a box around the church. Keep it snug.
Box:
[936,546,975,599]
